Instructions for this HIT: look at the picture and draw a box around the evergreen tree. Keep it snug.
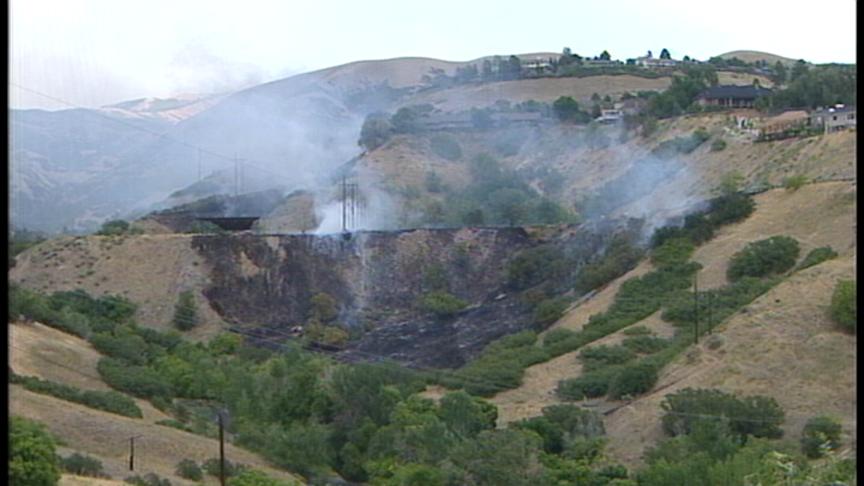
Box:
[173,291,199,331]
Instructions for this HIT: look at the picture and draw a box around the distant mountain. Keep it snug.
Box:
[716,50,801,66]
[98,93,226,124]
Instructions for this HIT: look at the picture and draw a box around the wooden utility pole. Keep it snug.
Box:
[707,292,713,335]
[341,176,347,233]
[218,413,226,486]
[129,435,142,471]
[693,275,699,344]
[234,155,239,198]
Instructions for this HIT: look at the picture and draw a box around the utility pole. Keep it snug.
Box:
[233,155,239,198]
[707,292,713,335]
[128,435,142,471]
[341,176,347,233]
[218,413,226,486]
[693,275,699,344]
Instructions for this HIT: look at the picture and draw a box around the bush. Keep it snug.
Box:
[797,246,838,271]
[608,363,658,399]
[622,325,652,336]
[830,280,856,333]
[660,388,784,439]
[534,298,569,327]
[579,345,635,372]
[60,453,106,478]
[710,139,727,152]
[228,469,298,486]
[430,134,463,161]
[651,238,695,268]
[706,193,755,227]
[10,373,143,418]
[506,245,569,290]
[173,291,198,331]
[782,174,808,191]
[203,458,248,479]
[125,473,172,486]
[574,235,644,293]
[176,459,203,481]
[96,219,130,236]
[622,335,670,354]
[97,358,173,399]
[542,328,578,347]
[10,416,61,486]
[801,416,842,458]
[556,368,616,400]
[418,291,467,318]
[726,236,800,282]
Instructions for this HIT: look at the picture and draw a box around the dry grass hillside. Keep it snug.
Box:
[9,320,304,485]
[718,50,800,66]
[486,181,855,467]
[402,75,673,111]
[9,234,227,339]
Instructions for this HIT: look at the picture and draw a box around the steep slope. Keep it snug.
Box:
[487,181,855,465]
[9,320,304,485]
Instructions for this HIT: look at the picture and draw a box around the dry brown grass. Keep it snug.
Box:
[12,387,304,485]
[10,234,227,340]
[603,255,856,469]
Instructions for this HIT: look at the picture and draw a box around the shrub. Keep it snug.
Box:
[10,416,61,486]
[228,469,298,486]
[556,368,616,400]
[125,473,172,486]
[157,419,193,433]
[797,246,838,271]
[173,291,198,331]
[534,298,569,327]
[651,237,695,268]
[430,134,463,161]
[782,174,808,191]
[424,171,446,193]
[579,345,636,372]
[726,236,800,282]
[506,245,569,290]
[830,280,856,333]
[97,358,173,399]
[176,459,203,481]
[96,219,130,236]
[10,373,143,418]
[203,458,248,479]
[710,139,727,152]
[622,335,670,354]
[418,291,467,318]
[608,363,659,399]
[660,388,784,439]
[801,416,842,458]
[707,193,755,227]
[60,453,106,478]
[543,328,578,347]
[622,325,653,336]
[574,235,644,293]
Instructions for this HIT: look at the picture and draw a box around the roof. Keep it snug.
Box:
[698,85,773,100]
[811,105,856,115]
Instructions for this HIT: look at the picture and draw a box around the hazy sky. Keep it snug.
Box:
[10,0,856,110]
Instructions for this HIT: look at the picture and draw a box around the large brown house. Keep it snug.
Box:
[696,85,773,108]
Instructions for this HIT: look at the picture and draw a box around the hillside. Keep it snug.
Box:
[486,180,856,468]
[718,50,800,65]
[9,320,304,485]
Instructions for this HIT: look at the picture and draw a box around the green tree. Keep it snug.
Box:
[801,416,843,458]
[599,50,611,61]
[359,113,393,151]
[726,236,800,282]
[438,391,497,438]
[659,48,671,60]
[553,96,581,122]
[830,279,856,333]
[173,290,199,331]
[10,416,61,486]
[309,292,338,322]
[716,171,745,196]
[489,188,528,226]
[97,219,130,236]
